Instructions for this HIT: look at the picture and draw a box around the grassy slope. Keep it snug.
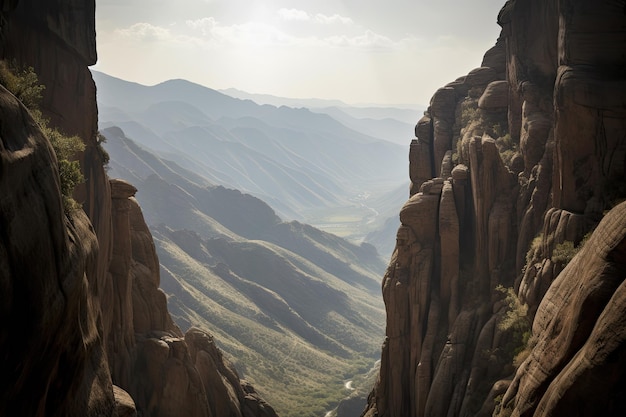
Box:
[103,128,386,417]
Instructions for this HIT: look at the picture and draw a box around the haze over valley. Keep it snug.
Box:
[96,77,404,415]
[4,2,626,417]
[95,70,413,258]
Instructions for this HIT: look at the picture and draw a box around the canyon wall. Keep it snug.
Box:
[364,0,626,416]
[0,1,277,416]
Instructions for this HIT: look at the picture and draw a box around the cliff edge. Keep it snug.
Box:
[0,1,277,416]
[363,1,626,416]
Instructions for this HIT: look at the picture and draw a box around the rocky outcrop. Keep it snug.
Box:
[0,1,278,416]
[364,1,626,416]
[1,0,112,329]
[496,202,626,417]
[0,84,115,416]
[107,179,279,417]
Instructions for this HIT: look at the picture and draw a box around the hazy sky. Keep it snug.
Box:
[93,0,505,106]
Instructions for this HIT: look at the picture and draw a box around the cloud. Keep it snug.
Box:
[113,18,417,54]
[314,13,353,25]
[186,18,294,46]
[278,8,354,25]
[185,16,218,36]
[115,22,173,42]
[324,30,418,51]
[277,8,310,21]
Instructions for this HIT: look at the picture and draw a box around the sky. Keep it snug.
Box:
[93,0,506,106]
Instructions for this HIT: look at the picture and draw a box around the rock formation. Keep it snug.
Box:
[0,1,278,416]
[364,1,626,416]
[0,82,115,417]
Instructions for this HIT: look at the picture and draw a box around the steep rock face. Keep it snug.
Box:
[364,1,626,416]
[1,0,112,317]
[107,179,279,417]
[0,1,279,416]
[0,85,115,416]
[497,202,626,417]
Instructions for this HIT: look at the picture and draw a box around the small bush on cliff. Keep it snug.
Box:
[460,98,482,128]
[456,98,517,167]
[0,60,44,110]
[0,61,85,212]
[525,233,544,266]
[551,233,591,267]
[496,285,532,367]
[96,131,110,166]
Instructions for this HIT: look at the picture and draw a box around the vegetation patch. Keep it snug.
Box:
[551,232,591,267]
[0,60,85,212]
[525,233,544,267]
[454,97,517,167]
[496,285,533,367]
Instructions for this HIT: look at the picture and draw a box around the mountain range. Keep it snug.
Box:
[101,125,386,416]
[93,71,411,257]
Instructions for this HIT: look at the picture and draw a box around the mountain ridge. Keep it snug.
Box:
[102,125,386,416]
[94,70,409,255]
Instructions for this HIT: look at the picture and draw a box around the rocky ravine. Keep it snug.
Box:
[0,1,277,416]
[364,1,626,417]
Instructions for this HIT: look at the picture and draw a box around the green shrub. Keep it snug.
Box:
[0,60,85,212]
[0,60,44,110]
[551,233,590,266]
[551,240,576,265]
[460,98,481,127]
[496,285,533,368]
[525,233,543,266]
[96,131,110,165]
[496,285,529,334]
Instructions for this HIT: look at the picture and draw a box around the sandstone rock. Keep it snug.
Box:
[131,334,211,417]
[497,0,558,91]
[3,0,111,319]
[559,0,626,69]
[364,3,626,417]
[114,385,137,417]
[415,114,433,143]
[399,193,439,245]
[1,2,280,417]
[465,67,498,88]
[481,36,506,77]
[430,87,456,122]
[433,118,453,176]
[553,66,626,215]
[468,135,516,284]
[419,177,444,196]
[451,164,471,249]
[499,202,626,417]
[439,181,460,325]
[445,78,469,97]
[106,182,276,417]
[478,80,509,111]
[475,380,510,417]
[0,85,115,416]
[409,139,433,196]
[440,150,453,180]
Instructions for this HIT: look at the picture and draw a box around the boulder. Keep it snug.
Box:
[430,87,456,121]
[478,80,509,111]
[114,386,137,417]
[465,67,498,88]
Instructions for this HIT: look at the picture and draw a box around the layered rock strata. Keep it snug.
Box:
[0,1,278,416]
[364,1,626,416]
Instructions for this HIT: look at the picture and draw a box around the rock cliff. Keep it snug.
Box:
[0,1,277,416]
[364,1,626,416]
